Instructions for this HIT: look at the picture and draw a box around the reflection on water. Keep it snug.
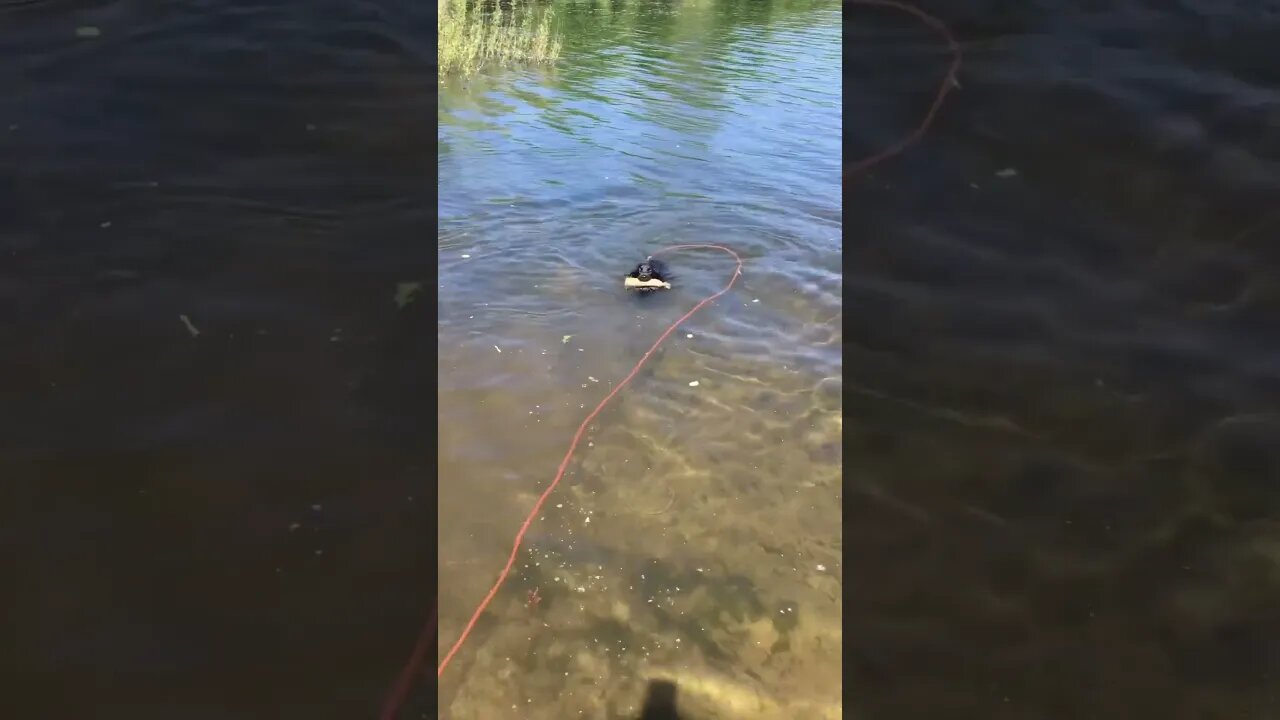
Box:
[437,0,842,717]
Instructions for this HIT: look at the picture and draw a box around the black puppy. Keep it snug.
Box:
[625,256,672,291]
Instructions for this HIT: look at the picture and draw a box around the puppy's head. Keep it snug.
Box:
[634,262,655,282]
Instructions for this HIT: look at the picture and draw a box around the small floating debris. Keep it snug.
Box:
[288,522,301,532]
[75,26,101,38]
[686,333,693,339]
[394,281,422,309]
[587,376,599,383]
[311,504,322,512]
[688,381,700,387]
[562,335,573,344]
[178,314,200,337]
[99,221,111,228]
[494,345,502,353]
[751,298,759,303]
[995,167,1018,178]
[816,564,827,572]
[461,253,472,259]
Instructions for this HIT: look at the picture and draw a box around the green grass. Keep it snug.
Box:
[439,0,562,76]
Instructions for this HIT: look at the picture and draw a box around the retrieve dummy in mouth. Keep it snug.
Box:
[624,256,672,291]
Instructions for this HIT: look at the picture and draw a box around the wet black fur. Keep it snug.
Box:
[626,256,671,291]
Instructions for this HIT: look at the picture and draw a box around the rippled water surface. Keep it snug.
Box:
[3,1,438,717]
[5,0,1280,718]
[438,2,842,717]
[842,2,1280,719]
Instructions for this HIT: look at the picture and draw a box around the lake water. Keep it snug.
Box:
[438,1,842,718]
[842,2,1280,719]
[4,0,1279,718]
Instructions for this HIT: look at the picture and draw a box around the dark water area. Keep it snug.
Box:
[1,1,438,718]
[846,1,1280,718]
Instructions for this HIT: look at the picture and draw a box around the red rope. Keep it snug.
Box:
[379,605,435,720]
[381,1,961,716]
[434,243,742,681]
[845,0,962,178]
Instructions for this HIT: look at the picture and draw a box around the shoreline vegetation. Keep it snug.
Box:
[438,0,839,77]
[439,0,562,76]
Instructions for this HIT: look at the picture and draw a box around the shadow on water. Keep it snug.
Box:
[638,679,682,720]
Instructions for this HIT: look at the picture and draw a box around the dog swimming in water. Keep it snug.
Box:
[624,256,672,292]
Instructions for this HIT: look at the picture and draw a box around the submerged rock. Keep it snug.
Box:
[1191,414,1280,520]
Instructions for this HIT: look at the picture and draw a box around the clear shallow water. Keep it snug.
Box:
[438,2,842,717]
